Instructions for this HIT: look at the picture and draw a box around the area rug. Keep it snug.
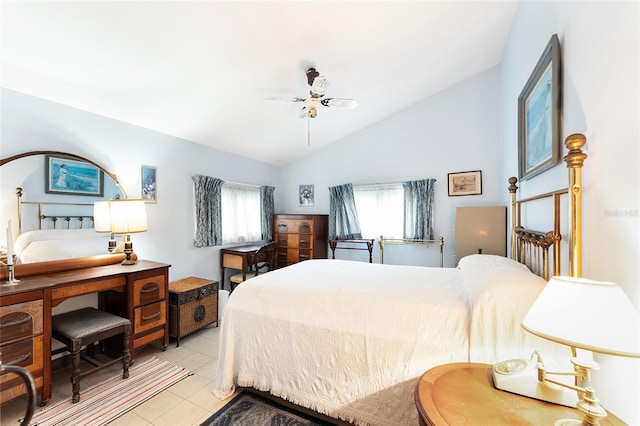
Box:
[200,391,333,426]
[28,356,191,426]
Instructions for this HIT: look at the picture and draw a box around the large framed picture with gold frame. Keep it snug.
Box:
[518,34,561,181]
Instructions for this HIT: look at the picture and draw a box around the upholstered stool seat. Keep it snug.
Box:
[52,307,131,403]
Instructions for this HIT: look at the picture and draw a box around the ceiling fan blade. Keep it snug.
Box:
[310,76,329,97]
[265,96,307,102]
[321,98,358,109]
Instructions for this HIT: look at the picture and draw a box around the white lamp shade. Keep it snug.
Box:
[522,276,640,358]
[108,200,148,234]
[93,200,112,232]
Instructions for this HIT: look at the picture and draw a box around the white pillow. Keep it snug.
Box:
[458,254,530,272]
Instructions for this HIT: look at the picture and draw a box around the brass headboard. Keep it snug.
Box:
[378,236,444,267]
[508,134,587,280]
[16,187,96,235]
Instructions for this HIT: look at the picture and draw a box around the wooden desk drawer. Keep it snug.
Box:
[0,300,43,344]
[133,275,166,306]
[0,335,44,381]
[222,253,244,270]
[0,375,43,406]
[52,276,126,301]
[134,301,166,334]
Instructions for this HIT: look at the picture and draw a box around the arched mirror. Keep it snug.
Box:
[1,151,127,278]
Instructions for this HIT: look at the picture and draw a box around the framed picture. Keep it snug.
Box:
[45,155,104,196]
[141,165,157,203]
[299,184,314,206]
[448,170,482,196]
[518,34,561,180]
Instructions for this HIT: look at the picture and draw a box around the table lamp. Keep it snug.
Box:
[100,199,148,265]
[521,276,640,426]
[93,200,117,252]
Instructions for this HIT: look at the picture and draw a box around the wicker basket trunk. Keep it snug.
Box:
[168,277,218,346]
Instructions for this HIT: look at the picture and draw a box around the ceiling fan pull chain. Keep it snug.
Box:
[307,115,311,146]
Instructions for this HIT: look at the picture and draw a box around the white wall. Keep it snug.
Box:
[500,1,639,423]
[1,88,281,286]
[280,67,504,267]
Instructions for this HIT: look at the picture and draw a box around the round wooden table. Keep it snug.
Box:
[414,363,624,426]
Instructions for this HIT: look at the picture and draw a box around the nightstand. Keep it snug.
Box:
[414,363,624,426]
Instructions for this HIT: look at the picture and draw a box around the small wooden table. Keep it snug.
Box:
[328,238,375,263]
[415,363,624,426]
[219,244,262,290]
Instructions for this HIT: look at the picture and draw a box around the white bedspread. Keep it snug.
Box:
[214,256,570,426]
[215,259,469,426]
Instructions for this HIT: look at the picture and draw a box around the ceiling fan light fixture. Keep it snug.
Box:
[308,107,317,118]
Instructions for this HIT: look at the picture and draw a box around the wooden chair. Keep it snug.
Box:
[51,307,131,403]
[229,241,277,291]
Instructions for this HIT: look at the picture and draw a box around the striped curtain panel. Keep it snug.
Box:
[192,175,224,247]
[260,185,275,241]
[328,183,362,240]
[403,178,436,240]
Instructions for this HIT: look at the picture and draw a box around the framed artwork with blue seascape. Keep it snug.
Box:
[518,34,561,180]
[45,155,104,196]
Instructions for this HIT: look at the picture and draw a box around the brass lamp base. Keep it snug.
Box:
[121,235,138,265]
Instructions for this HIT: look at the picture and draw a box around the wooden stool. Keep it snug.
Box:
[51,307,131,403]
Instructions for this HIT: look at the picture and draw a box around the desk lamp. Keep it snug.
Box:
[94,200,117,252]
[522,276,640,426]
[101,199,148,265]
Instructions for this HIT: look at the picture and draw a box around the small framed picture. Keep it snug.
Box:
[299,184,314,206]
[448,170,482,196]
[45,154,104,196]
[141,165,157,203]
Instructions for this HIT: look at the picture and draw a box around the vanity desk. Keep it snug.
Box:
[0,259,170,405]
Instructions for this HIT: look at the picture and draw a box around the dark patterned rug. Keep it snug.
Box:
[200,391,334,426]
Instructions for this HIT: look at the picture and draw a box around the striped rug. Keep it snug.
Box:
[28,357,191,426]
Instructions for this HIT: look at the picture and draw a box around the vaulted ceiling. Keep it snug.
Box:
[1,1,518,166]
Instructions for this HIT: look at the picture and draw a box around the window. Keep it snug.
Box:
[353,184,403,239]
[221,183,262,243]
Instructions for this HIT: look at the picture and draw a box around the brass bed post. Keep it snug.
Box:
[508,177,518,259]
[553,193,562,277]
[564,134,587,278]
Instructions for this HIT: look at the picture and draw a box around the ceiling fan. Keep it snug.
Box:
[266,68,358,145]
[267,68,358,118]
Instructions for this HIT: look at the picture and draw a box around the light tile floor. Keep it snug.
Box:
[1,324,234,426]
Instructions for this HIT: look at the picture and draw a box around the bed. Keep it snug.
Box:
[11,191,113,264]
[213,134,588,425]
